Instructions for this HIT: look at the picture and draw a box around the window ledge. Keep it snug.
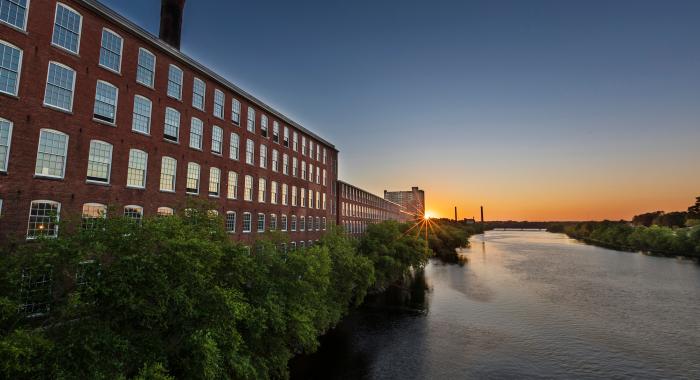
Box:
[132,130,151,137]
[86,180,110,187]
[125,186,146,190]
[98,64,122,76]
[0,91,19,100]
[159,190,176,194]
[51,42,80,57]
[93,118,116,127]
[33,175,64,181]
[164,138,180,145]
[43,104,73,115]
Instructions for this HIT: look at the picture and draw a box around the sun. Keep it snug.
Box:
[423,211,433,220]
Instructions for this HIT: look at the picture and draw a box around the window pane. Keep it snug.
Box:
[0,41,22,95]
[99,29,122,72]
[186,162,200,193]
[82,203,106,229]
[93,81,118,124]
[227,171,238,199]
[86,140,112,183]
[132,96,152,134]
[167,65,183,99]
[247,107,255,132]
[44,62,75,111]
[212,126,223,154]
[35,129,68,178]
[214,89,224,118]
[209,167,220,196]
[136,48,155,87]
[192,78,205,110]
[124,206,143,223]
[229,133,239,160]
[126,149,147,188]
[27,201,60,238]
[0,0,28,30]
[164,107,180,142]
[226,212,236,233]
[232,99,241,124]
[52,4,82,53]
[0,118,12,171]
[190,118,203,149]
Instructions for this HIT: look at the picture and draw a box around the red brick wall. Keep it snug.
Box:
[0,0,337,244]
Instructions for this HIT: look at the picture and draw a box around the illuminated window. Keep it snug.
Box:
[281,183,288,205]
[244,175,253,201]
[27,200,60,239]
[258,178,266,203]
[282,154,289,175]
[82,203,106,229]
[35,129,68,178]
[126,149,147,188]
[52,3,82,54]
[159,156,177,192]
[44,62,75,111]
[132,95,152,134]
[271,181,278,204]
[272,149,279,172]
[86,140,112,183]
[157,207,174,216]
[291,185,298,206]
[209,167,220,197]
[0,40,22,96]
[124,205,143,223]
[301,188,307,208]
[186,162,200,194]
[99,28,123,73]
[93,81,118,124]
[136,48,155,87]
[227,171,238,199]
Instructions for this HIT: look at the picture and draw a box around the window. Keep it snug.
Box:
[244,175,253,201]
[302,136,307,156]
[283,126,289,147]
[308,164,313,182]
[258,178,266,203]
[259,144,267,168]
[291,215,297,231]
[323,169,327,186]
[270,214,277,231]
[270,149,279,172]
[282,183,288,205]
[322,193,327,210]
[245,139,254,165]
[27,200,60,239]
[157,207,174,216]
[52,3,82,54]
[316,191,321,209]
[309,190,313,209]
[301,188,306,207]
[316,167,321,184]
[93,81,118,124]
[0,0,29,30]
[246,107,255,132]
[86,140,112,183]
[226,212,236,233]
[192,77,205,110]
[214,89,224,119]
[227,171,238,199]
[242,212,251,232]
[186,162,200,194]
[99,29,123,73]
[190,117,204,149]
[309,141,314,161]
[301,161,306,180]
[282,154,289,175]
[272,121,280,143]
[271,181,278,204]
[126,149,147,188]
[136,48,155,87]
[300,215,306,231]
[44,62,75,111]
[209,167,220,197]
[277,215,286,231]
[124,205,143,223]
[232,98,241,124]
[293,157,298,177]
[211,126,223,154]
[316,217,320,231]
[293,132,298,151]
[257,213,265,232]
[322,217,327,230]
[82,203,106,229]
[132,95,152,134]
[260,114,268,137]
[167,64,183,100]
[323,148,327,164]
[163,107,180,142]
[159,156,177,192]
[0,118,13,172]
[0,40,22,96]
[229,133,239,160]
[291,186,298,206]
[35,129,68,178]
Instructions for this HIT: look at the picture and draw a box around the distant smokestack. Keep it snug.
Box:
[159,0,186,49]
[454,206,458,221]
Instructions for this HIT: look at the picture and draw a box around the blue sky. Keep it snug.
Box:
[102,0,700,220]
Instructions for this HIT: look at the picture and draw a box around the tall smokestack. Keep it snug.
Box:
[160,0,186,49]
[454,206,458,221]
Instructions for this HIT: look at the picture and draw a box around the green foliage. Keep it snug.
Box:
[426,220,474,262]
[0,202,428,379]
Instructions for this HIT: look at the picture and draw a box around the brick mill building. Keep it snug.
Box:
[384,187,426,221]
[337,181,405,236]
[0,0,416,245]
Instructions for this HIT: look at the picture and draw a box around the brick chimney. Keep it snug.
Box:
[159,0,186,49]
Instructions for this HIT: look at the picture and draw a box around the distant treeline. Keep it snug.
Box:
[547,197,700,258]
[428,219,484,262]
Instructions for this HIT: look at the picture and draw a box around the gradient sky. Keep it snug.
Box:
[102,0,700,221]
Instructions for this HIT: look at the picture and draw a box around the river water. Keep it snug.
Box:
[290,230,700,379]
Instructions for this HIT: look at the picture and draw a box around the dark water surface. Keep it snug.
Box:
[290,231,700,379]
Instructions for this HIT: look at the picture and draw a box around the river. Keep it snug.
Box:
[290,230,700,379]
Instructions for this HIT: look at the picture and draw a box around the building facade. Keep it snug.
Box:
[337,180,404,236]
[384,187,425,221]
[0,0,338,246]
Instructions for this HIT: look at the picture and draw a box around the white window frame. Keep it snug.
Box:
[132,95,152,135]
[229,133,240,160]
[0,39,23,97]
[0,0,30,31]
[98,27,123,74]
[192,77,206,110]
[186,162,200,195]
[43,61,76,112]
[163,107,181,142]
[34,128,68,179]
[208,167,221,197]
[159,156,177,192]
[0,117,13,172]
[51,3,82,55]
[242,212,252,233]
[213,89,225,119]
[167,64,183,100]
[211,125,223,155]
[126,149,148,189]
[231,98,241,124]
[136,47,156,88]
[26,200,61,240]
[92,80,119,125]
[85,139,113,184]
[189,117,203,150]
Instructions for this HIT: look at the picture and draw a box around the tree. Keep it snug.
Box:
[632,211,664,227]
[688,196,700,218]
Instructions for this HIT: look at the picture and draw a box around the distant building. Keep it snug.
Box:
[464,218,476,224]
[384,187,425,221]
[337,181,404,236]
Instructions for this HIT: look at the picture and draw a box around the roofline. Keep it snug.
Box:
[337,180,404,209]
[78,0,337,151]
